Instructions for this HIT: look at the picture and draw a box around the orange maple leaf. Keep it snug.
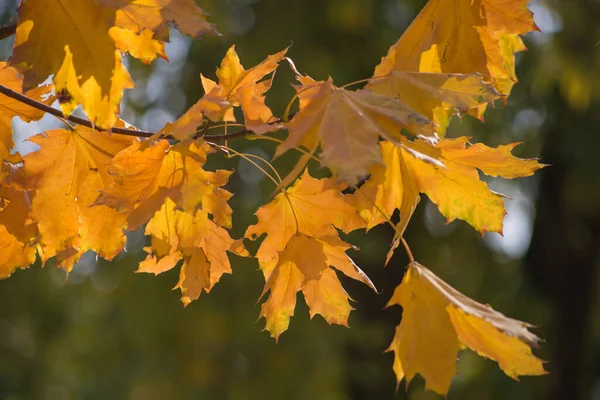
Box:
[97,138,233,231]
[16,125,135,271]
[0,179,37,279]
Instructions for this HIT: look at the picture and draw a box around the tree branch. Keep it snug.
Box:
[204,129,256,142]
[0,22,17,41]
[0,82,283,143]
[0,83,156,137]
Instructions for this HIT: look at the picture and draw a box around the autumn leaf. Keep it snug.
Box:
[366,71,500,136]
[259,233,376,340]
[54,46,134,130]
[353,142,419,234]
[111,0,218,41]
[163,90,231,140]
[12,1,130,129]
[355,138,544,236]
[139,198,248,306]
[13,125,135,272]
[373,0,538,98]
[11,0,217,129]
[245,170,365,265]
[275,76,435,186]
[0,179,38,279]
[0,63,53,162]
[109,27,166,64]
[387,262,546,395]
[97,138,233,231]
[245,170,374,339]
[199,45,288,133]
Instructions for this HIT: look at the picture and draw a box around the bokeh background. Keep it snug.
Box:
[1,0,600,399]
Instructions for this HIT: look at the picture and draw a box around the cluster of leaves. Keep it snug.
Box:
[0,0,548,395]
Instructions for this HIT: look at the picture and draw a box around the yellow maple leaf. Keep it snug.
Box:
[275,77,435,186]
[365,71,501,136]
[109,27,166,64]
[356,138,544,236]
[0,63,53,162]
[353,142,419,234]
[11,0,216,129]
[111,0,218,41]
[54,46,134,130]
[139,197,248,306]
[97,138,233,231]
[162,89,232,140]
[387,262,546,395]
[16,125,135,272]
[199,46,288,132]
[374,0,538,97]
[0,224,33,279]
[108,0,218,64]
[245,170,375,339]
[245,170,366,264]
[12,1,130,129]
[259,233,376,340]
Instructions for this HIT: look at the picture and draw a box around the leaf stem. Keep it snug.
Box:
[339,74,388,89]
[212,143,282,188]
[251,136,322,164]
[400,237,415,264]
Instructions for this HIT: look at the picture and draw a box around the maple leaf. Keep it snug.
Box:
[259,233,376,340]
[366,71,501,136]
[353,142,419,234]
[12,1,131,129]
[0,63,53,162]
[161,89,231,140]
[245,170,375,339]
[0,180,38,279]
[275,76,435,186]
[109,27,167,64]
[11,0,217,129]
[373,0,538,98]
[198,46,288,134]
[139,198,248,306]
[110,0,218,41]
[245,170,366,263]
[17,125,135,271]
[387,262,546,395]
[355,139,544,237]
[97,138,233,231]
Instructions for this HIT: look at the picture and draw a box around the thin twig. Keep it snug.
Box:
[0,83,156,137]
[0,22,16,41]
[0,82,284,142]
[203,128,257,142]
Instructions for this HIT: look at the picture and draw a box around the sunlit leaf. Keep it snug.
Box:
[387,262,546,395]
[18,125,135,271]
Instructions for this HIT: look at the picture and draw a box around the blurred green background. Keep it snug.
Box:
[1,0,600,399]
